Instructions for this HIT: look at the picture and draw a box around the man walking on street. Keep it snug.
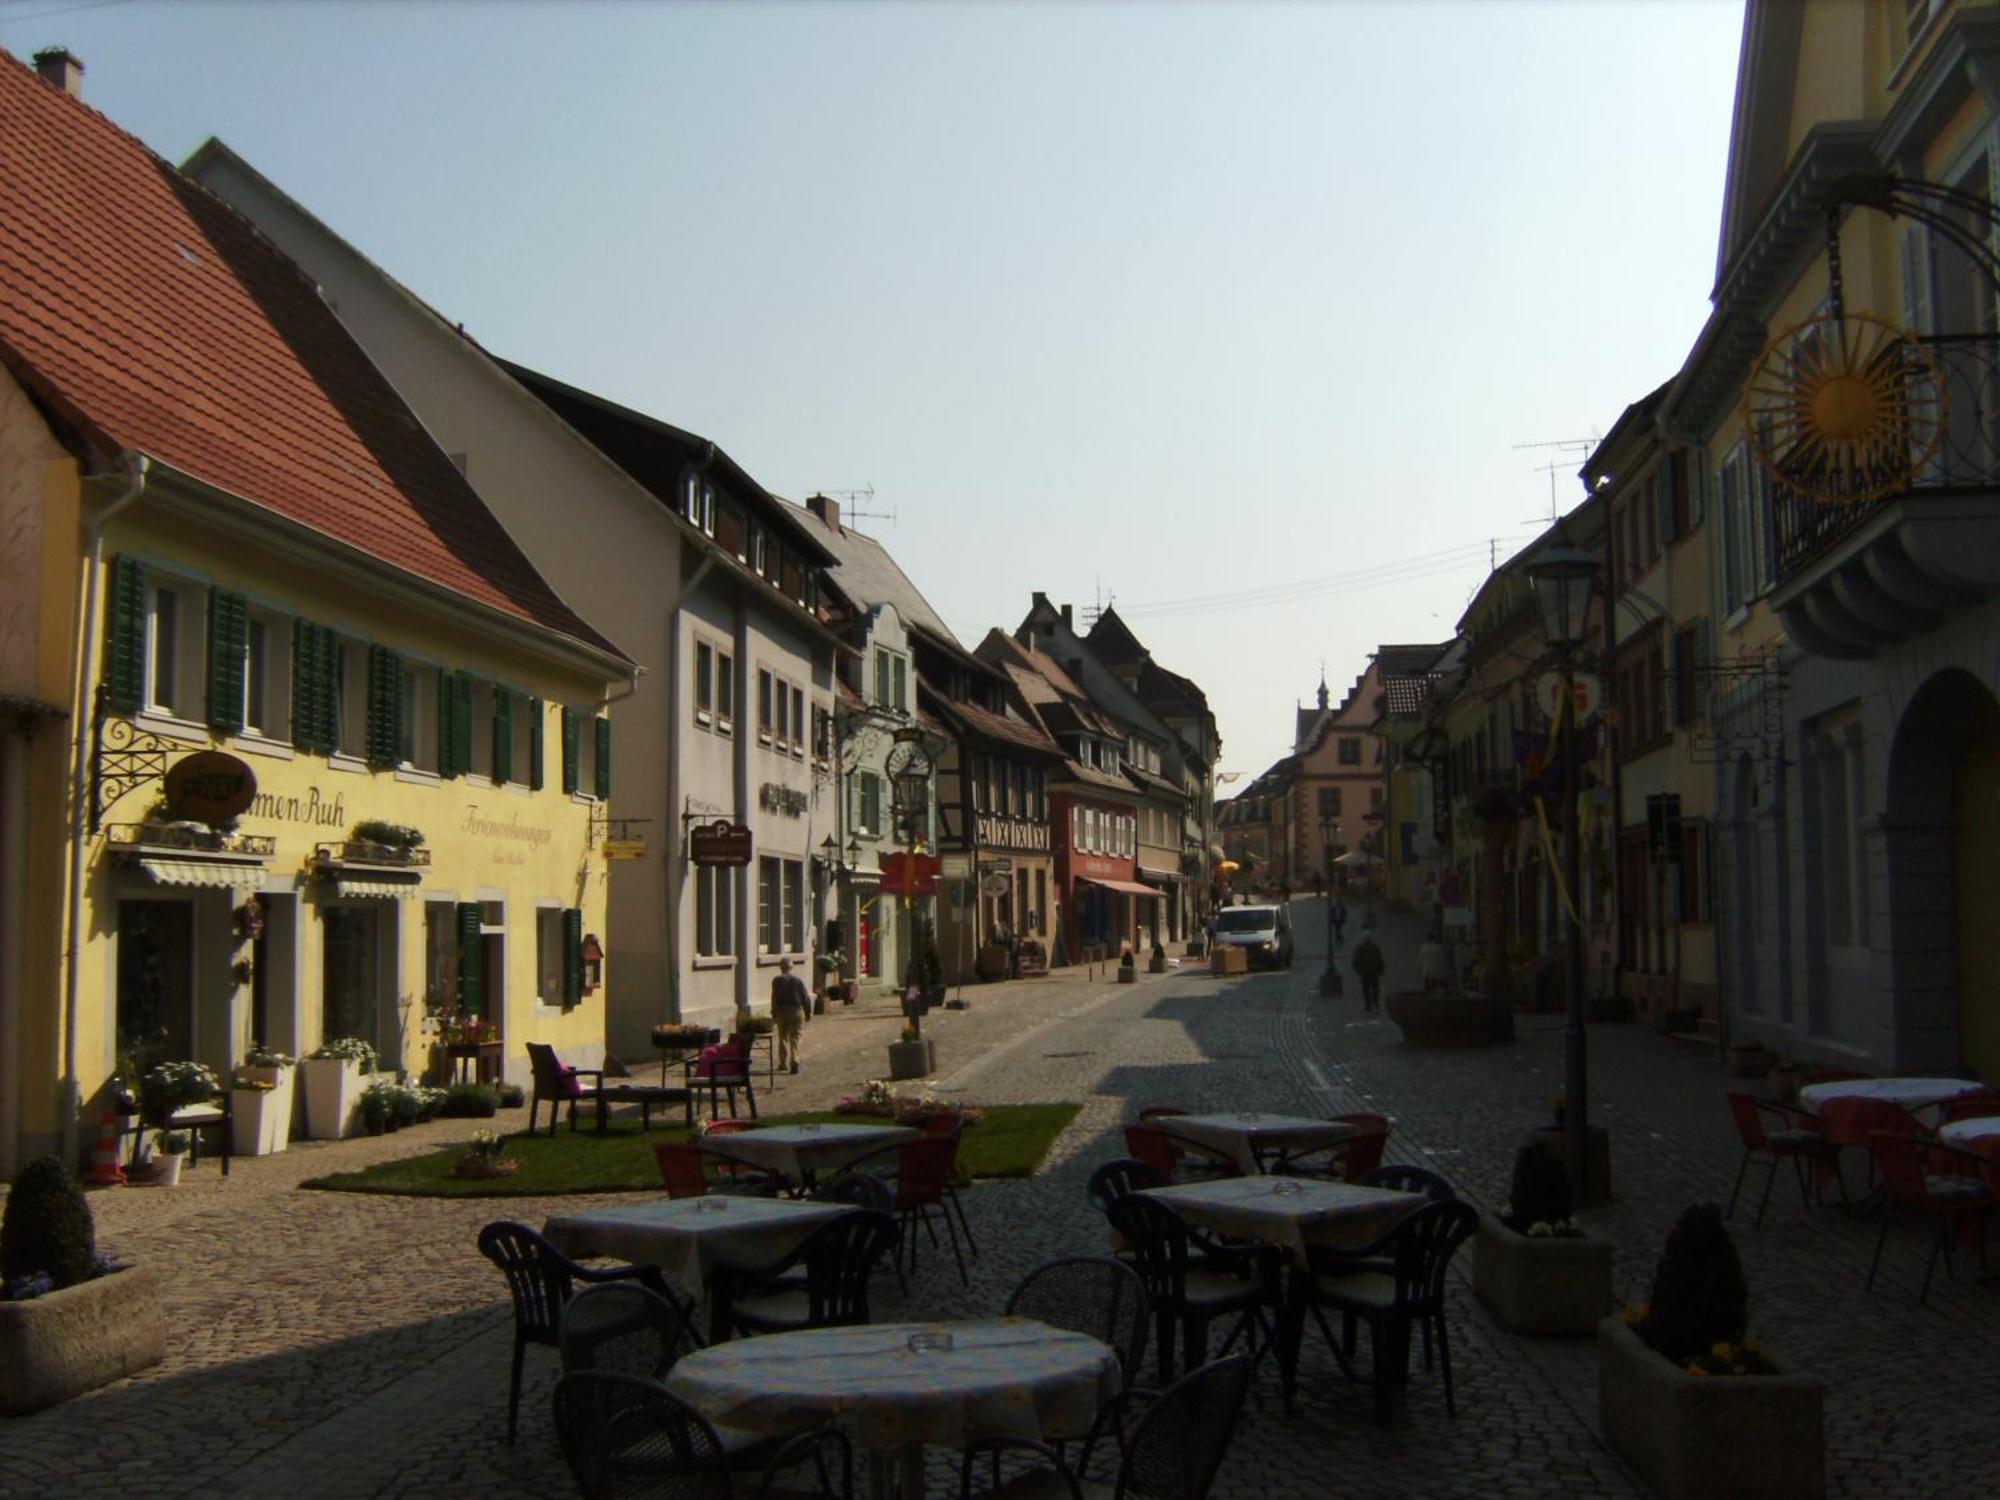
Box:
[1352,931,1385,1014]
[771,957,811,1074]
[1330,897,1348,949]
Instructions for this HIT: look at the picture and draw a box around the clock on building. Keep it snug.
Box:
[884,740,933,782]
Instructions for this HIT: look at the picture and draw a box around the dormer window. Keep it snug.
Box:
[683,474,715,535]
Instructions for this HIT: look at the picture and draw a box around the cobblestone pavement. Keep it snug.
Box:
[6,911,2000,1497]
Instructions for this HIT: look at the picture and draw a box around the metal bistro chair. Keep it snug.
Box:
[1006,1256,1151,1390]
[1864,1130,1995,1302]
[560,1282,705,1378]
[1355,1164,1457,1201]
[1264,1114,1391,1182]
[476,1220,690,1443]
[957,1353,1255,1500]
[727,1210,901,1338]
[553,1370,853,1500]
[1723,1091,1838,1228]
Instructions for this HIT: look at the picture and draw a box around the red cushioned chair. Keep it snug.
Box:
[1723,1091,1837,1227]
[1819,1095,1923,1210]
[1864,1131,1995,1301]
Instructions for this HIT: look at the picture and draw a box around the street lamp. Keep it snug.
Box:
[1527,525,1598,1205]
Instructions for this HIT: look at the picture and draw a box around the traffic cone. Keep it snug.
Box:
[83,1107,127,1186]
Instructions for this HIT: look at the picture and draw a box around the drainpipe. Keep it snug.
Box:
[61,451,149,1164]
[662,548,717,1028]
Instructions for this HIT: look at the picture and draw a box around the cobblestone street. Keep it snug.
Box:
[6,902,1999,1497]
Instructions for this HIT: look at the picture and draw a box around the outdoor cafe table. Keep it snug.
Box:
[711,1121,920,1192]
[542,1195,854,1340]
[1139,1176,1429,1405]
[1940,1116,2000,1153]
[1154,1111,1358,1175]
[666,1317,1120,1500]
[1797,1077,1987,1118]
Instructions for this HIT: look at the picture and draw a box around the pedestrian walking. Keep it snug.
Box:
[1330,898,1348,948]
[1352,933,1385,1013]
[770,957,811,1073]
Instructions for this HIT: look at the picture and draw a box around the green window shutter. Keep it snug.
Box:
[102,555,147,714]
[594,715,612,799]
[456,902,484,1015]
[437,667,457,778]
[292,620,333,751]
[492,690,513,783]
[455,674,475,778]
[366,645,403,766]
[529,696,545,790]
[563,907,583,1007]
[561,706,580,795]
[206,588,248,732]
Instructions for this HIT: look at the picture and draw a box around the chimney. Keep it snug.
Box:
[33,47,83,97]
[806,492,839,530]
[1060,603,1073,631]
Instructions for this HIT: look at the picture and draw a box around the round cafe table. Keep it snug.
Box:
[1940,1116,2000,1150]
[1796,1077,1986,1117]
[666,1317,1120,1498]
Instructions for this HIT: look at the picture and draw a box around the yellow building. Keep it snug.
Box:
[0,50,631,1170]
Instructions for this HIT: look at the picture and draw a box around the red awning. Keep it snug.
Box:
[1081,877,1160,898]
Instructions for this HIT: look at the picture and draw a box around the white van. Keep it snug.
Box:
[1211,904,1293,970]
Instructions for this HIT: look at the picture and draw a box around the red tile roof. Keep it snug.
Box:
[0,54,620,661]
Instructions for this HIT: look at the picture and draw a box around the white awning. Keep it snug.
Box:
[133,857,267,892]
[331,875,424,899]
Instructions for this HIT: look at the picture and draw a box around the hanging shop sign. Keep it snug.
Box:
[602,840,649,861]
[688,820,754,866]
[879,850,942,896]
[1534,672,1600,723]
[981,873,1011,897]
[165,751,258,823]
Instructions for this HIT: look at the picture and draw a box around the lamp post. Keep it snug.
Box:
[1526,526,1598,1205]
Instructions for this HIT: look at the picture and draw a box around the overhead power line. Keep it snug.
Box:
[1117,538,1502,621]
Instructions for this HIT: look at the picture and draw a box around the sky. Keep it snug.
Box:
[1,0,1746,783]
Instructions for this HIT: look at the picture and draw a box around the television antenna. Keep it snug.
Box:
[819,486,896,527]
[1511,437,1596,526]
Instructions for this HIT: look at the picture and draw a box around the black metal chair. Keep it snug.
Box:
[1086,1158,1168,1240]
[957,1353,1255,1500]
[1285,1199,1479,1422]
[809,1170,895,1214]
[1105,1195,1278,1385]
[559,1282,704,1379]
[553,1370,853,1500]
[1006,1256,1151,1391]
[1355,1164,1457,1200]
[476,1220,689,1442]
[727,1209,900,1337]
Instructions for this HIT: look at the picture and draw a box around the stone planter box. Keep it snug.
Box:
[1148,953,1167,974]
[301,1056,371,1140]
[1526,1126,1613,1208]
[1116,964,1137,985]
[886,1038,936,1081]
[230,1064,295,1156]
[1384,989,1506,1047]
[1473,1217,1614,1335]
[0,1263,165,1415]
[1597,1317,1824,1499]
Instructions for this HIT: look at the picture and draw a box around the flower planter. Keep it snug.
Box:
[0,1263,166,1415]
[1116,964,1137,985]
[230,1065,295,1156]
[302,1056,371,1140]
[454,1155,521,1180]
[1473,1217,1614,1335]
[1148,953,1167,974]
[886,1038,936,1081]
[145,1152,184,1187]
[1385,989,1508,1047]
[1597,1317,1824,1499]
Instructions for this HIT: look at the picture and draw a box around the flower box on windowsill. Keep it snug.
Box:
[314,840,432,870]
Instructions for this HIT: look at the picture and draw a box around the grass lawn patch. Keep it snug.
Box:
[300,1103,1082,1199]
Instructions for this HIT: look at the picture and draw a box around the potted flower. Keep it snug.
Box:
[1599,1203,1824,1498]
[0,1157,164,1414]
[348,819,424,864]
[231,1043,296,1156]
[1474,1141,1613,1335]
[302,1037,377,1140]
[453,1128,520,1180]
[146,1131,190,1187]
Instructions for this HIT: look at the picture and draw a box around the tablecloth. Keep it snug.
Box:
[1797,1077,1986,1114]
[666,1317,1120,1454]
[1139,1175,1425,1266]
[710,1122,918,1187]
[542,1195,853,1301]
[1155,1112,1357,1174]
[1939,1116,2000,1148]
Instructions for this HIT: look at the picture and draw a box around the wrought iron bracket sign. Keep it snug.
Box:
[90,684,176,834]
[688,819,754,866]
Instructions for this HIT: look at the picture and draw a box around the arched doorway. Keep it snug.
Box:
[1886,670,2000,1079]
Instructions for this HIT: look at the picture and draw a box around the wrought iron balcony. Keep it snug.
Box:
[106,822,277,857]
[1769,331,2000,659]
[315,840,432,868]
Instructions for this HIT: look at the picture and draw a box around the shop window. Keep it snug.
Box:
[696,865,735,957]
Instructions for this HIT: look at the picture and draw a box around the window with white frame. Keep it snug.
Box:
[241,610,292,739]
[758,669,774,744]
[684,474,715,534]
[783,860,804,951]
[424,901,458,1008]
[401,661,438,771]
[145,577,204,720]
[334,637,368,758]
[774,677,790,747]
[536,906,564,1004]
[790,685,805,756]
[695,640,714,725]
[717,649,734,732]
[856,771,883,836]
[695,864,735,957]
[757,856,803,954]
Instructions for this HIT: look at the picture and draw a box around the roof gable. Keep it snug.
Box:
[0,52,615,658]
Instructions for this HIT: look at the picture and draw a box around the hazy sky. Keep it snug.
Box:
[4,0,1744,781]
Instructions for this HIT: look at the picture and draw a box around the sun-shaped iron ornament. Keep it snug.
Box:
[1740,311,1944,505]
